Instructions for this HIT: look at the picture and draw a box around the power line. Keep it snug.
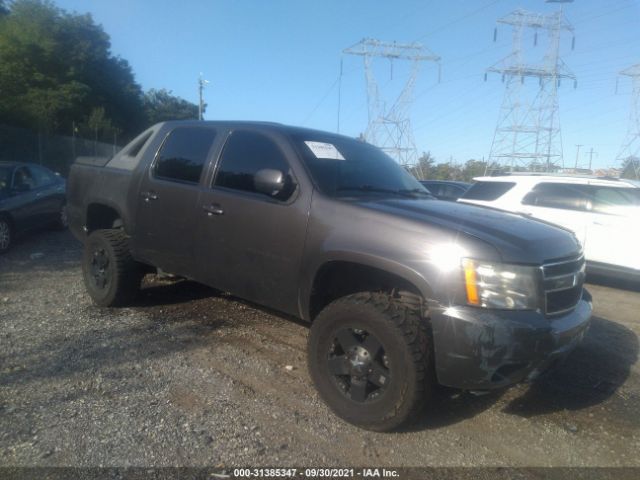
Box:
[486,4,576,172]
[414,0,504,42]
[343,38,440,173]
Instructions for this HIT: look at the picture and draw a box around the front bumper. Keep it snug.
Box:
[429,290,592,390]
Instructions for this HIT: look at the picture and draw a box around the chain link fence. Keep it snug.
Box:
[0,125,120,176]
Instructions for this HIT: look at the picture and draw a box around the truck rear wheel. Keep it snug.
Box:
[82,229,143,307]
[308,292,431,431]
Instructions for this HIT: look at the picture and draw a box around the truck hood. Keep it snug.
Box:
[356,197,581,264]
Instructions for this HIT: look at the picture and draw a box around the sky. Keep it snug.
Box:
[52,0,640,170]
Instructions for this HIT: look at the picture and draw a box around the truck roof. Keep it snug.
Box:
[153,120,357,141]
[472,173,639,188]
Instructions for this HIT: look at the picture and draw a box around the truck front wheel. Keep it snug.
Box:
[82,229,143,307]
[308,292,431,431]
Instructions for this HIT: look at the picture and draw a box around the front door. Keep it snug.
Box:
[193,129,311,315]
[520,182,590,247]
[134,126,218,276]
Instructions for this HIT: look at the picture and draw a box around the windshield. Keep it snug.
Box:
[0,166,11,194]
[291,133,430,198]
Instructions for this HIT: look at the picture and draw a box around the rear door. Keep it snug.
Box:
[193,129,311,315]
[133,126,219,276]
[584,186,640,269]
[520,182,590,246]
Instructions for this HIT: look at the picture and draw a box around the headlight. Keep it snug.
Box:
[461,258,539,310]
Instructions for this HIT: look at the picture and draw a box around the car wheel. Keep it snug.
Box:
[308,292,431,431]
[82,229,144,307]
[0,217,12,254]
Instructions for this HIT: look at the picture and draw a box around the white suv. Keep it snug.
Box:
[459,174,640,281]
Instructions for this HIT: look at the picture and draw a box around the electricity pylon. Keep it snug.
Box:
[343,38,440,176]
[486,2,576,172]
[617,64,640,179]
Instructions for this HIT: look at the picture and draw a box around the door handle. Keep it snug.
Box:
[141,191,158,202]
[203,204,224,216]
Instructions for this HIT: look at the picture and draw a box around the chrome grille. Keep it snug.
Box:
[541,255,586,316]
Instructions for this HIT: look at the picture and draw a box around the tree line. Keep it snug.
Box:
[407,153,515,182]
[0,0,201,144]
[408,152,640,181]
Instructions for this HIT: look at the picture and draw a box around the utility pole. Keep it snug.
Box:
[343,38,440,178]
[587,147,597,170]
[486,1,576,173]
[574,144,583,169]
[198,73,209,121]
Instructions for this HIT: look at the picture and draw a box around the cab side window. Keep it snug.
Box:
[213,130,294,200]
[154,127,217,184]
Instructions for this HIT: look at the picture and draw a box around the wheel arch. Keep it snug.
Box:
[0,210,14,227]
[85,202,125,233]
[302,254,433,321]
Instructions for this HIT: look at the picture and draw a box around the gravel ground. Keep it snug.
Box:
[0,229,639,467]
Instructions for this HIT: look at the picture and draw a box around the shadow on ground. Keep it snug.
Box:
[0,229,81,276]
[503,315,638,421]
[0,281,231,391]
[587,274,640,292]
[407,314,638,431]
[137,278,219,307]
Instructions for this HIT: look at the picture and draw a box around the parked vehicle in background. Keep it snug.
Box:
[0,162,67,253]
[66,121,591,431]
[459,174,640,281]
[419,180,471,201]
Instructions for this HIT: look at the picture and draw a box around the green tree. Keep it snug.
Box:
[621,157,640,179]
[460,159,487,181]
[143,89,200,125]
[408,152,435,179]
[0,0,144,136]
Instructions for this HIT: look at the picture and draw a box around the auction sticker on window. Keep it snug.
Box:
[304,141,345,160]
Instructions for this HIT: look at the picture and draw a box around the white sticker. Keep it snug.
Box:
[304,141,345,160]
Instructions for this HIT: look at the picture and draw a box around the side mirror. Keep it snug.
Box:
[254,168,285,197]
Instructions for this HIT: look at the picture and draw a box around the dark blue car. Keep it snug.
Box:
[0,162,67,253]
[419,180,471,201]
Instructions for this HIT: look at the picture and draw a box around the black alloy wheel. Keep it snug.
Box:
[327,327,391,403]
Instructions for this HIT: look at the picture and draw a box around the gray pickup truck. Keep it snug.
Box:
[67,121,592,431]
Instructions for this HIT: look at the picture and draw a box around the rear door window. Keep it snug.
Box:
[589,186,640,215]
[12,166,35,190]
[522,182,589,211]
[462,181,515,201]
[154,127,217,184]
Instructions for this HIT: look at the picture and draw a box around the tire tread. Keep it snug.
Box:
[309,291,431,431]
